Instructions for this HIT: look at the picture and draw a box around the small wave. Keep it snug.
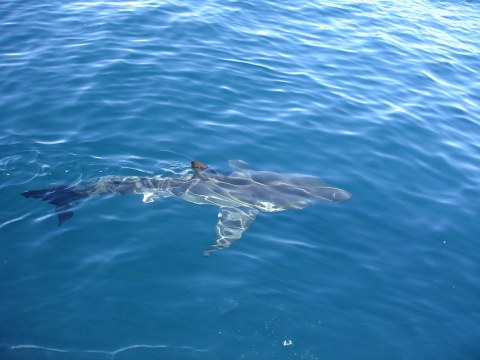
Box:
[10,343,208,358]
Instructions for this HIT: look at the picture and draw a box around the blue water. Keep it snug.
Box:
[2,0,480,359]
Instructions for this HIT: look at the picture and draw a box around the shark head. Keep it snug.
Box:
[241,170,350,210]
[277,173,351,203]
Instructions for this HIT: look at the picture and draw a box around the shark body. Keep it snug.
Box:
[22,160,351,256]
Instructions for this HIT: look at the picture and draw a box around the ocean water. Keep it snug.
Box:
[1,0,480,359]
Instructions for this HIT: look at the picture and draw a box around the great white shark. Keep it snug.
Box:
[22,160,351,256]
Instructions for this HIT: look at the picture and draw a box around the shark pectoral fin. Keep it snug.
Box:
[203,207,258,257]
[228,160,252,172]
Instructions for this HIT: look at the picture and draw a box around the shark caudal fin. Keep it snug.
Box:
[22,185,85,226]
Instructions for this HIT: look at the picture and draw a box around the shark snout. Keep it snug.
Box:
[331,189,351,202]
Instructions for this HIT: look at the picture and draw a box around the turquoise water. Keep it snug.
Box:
[2,0,480,359]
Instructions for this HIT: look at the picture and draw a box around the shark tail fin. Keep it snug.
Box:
[22,185,85,226]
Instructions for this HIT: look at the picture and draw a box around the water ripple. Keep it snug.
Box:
[8,343,208,359]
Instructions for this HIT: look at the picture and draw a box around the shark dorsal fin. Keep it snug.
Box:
[191,161,208,172]
[228,160,252,172]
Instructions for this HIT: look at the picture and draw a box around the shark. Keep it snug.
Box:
[22,160,351,256]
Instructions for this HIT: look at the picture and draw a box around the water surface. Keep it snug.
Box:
[1,0,480,359]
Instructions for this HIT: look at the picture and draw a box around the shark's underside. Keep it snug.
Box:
[22,160,351,256]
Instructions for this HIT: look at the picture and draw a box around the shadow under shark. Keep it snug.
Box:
[22,160,351,256]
